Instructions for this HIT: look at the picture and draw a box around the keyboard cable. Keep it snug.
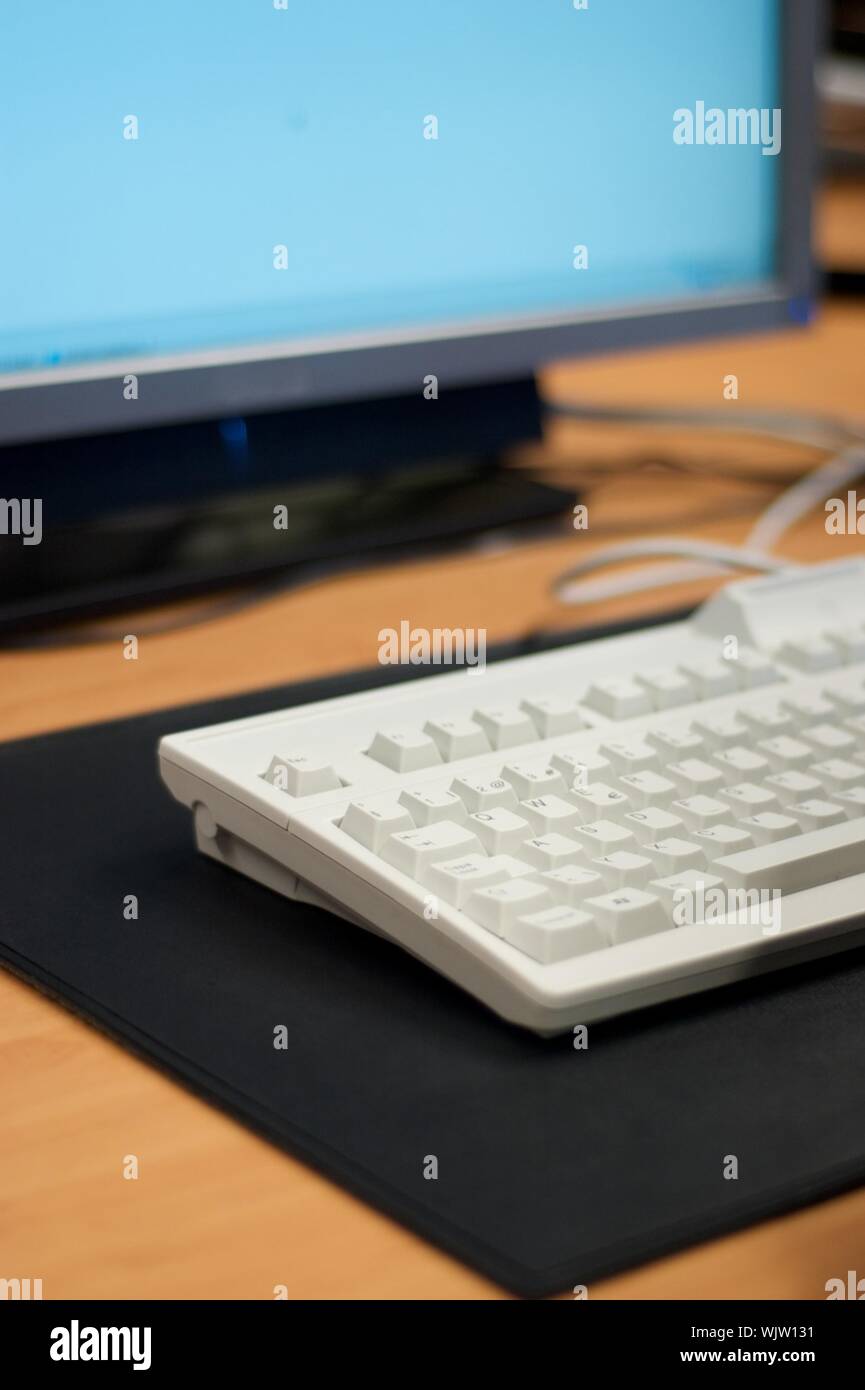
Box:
[545,400,865,606]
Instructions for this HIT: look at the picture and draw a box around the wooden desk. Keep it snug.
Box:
[3,214,865,1300]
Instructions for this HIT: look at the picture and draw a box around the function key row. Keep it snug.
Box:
[368,698,586,771]
[774,626,865,672]
[364,654,783,771]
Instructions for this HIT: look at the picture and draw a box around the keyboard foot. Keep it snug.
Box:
[194,818,372,929]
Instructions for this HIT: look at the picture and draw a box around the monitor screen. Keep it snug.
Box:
[0,0,782,382]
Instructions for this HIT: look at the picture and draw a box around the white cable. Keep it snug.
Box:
[747,443,865,551]
[546,403,865,610]
[552,539,798,605]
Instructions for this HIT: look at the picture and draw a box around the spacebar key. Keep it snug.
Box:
[715,815,865,895]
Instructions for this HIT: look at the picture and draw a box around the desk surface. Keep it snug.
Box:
[3,194,865,1299]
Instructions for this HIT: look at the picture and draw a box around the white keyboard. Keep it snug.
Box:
[159,558,865,1034]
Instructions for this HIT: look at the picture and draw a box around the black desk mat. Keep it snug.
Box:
[3,635,865,1297]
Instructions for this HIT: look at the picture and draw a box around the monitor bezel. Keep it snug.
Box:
[0,0,819,446]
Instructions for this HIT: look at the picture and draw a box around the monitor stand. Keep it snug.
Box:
[0,377,575,636]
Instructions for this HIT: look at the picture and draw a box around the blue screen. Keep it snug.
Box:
[0,0,781,377]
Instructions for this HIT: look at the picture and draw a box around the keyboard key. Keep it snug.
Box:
[467,807,532,854]
[832,787,865,817]
[583,677,652,720]
[799,723,856,754]
[549,748,611,791]
[722,782,779,813]
[671,795,730,829]
[617,770,678,808]
[824,678,865,716]
[737,812,799,845]
[541,864,606,905]
[592,850,655,888]
[423,717,489,761]
[467,878,554,935]
[679,656,738,698]
[599,739,658,772]
[425,854,512,907]
[341,800,414,851]
[666,758,726,795]
[399,786,468,825]
[585,888,670,943]
[776,637,841,673]
[757,735,813,771]
[473,705,537,750]
[764,769,824,806]
[507,905,606,964]
[826,627,865,663]
[569,782,632,820]
[636,667,696,709]
[500,761,566,799]
[692,824,754,861]
[782,692,836,724]
[519,696,585,738]
[263,753,341,797]
[810,759,865,791]
[732,648,782,688]
[520,833,584,870]
[450,774,518,813]
[486,854,539,880]
[712,746,771,782]
[643,837,707,873]
[650,869,726,914]
[647,726,706,756]
[715,815,865,895]
[692,713,750,749]
[789,799,847,832]
[382,821,482,877]
[624,806,686,843]
[519,794,582,833]
[574,819,636,854]
[368,727,442,772]
[740,700,796,735]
